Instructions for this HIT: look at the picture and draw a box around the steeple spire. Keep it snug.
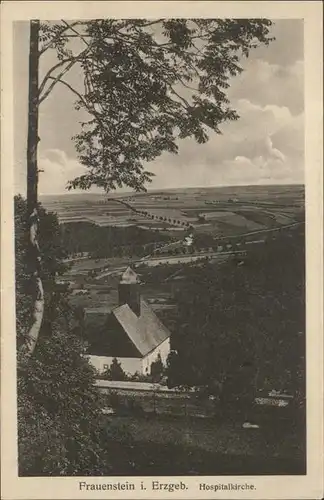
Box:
[120,267,139,284]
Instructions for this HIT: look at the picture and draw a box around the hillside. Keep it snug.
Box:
[60,222,172,258]
[165,223,305,401]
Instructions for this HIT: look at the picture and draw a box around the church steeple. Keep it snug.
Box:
[120,267,139,285]
[118,267,141,316]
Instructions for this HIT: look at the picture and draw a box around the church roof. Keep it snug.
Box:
[120,266,139,284]
[84,307,112,330]
[112,298,170,357]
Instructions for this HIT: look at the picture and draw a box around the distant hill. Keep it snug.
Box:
[40,184,305,204]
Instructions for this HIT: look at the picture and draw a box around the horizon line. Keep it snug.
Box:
[36,181,305,197]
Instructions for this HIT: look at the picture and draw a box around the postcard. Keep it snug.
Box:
[1,1,323,499]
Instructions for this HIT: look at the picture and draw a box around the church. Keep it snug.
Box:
[85,267,171,376]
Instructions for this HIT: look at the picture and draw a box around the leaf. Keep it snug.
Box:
[39,19,274,192]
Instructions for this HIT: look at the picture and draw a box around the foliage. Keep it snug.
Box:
[166,226,305,401]
[128,371,152,382]
[100,357,128,381]
[150,353,164,382]
[15,195,69,350]
[15,196,107,475]
[37,19,273,192]
[61,221,171,258]
[17,330,105,476]
[15,195,68,282]
[15,196,34,346]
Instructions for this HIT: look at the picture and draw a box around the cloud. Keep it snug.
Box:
[38,149,87,195]
[34,97,303,195]
[14,19,304,196]
[249,20,303,68]
[265,136,285,163]
[229,59,304,115]
[149,99,304,189]
[220,151,302,187]
[44,149,69,167]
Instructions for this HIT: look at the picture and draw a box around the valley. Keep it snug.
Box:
[47,184,305,342]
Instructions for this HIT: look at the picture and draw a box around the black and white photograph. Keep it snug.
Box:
[1,2,323,499]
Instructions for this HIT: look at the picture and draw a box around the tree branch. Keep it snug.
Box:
[48,74,140,142]
[61,19,91,47]
[139,19,164,28]
[39,21,81,55]
[46,77,111,135]
[38,58,76,97]
[38,60,80,104]
[47,76,92,108]
[38,43,93,100]
[38,42,95,104]
[168,86,192,110]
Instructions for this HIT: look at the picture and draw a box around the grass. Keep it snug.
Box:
[66,257,130,273]
[99,413,305,476]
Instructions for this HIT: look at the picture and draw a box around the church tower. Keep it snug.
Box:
[118,267,141,316]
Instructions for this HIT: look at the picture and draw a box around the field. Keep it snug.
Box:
[41,184,304,239]
[49,184,304,313]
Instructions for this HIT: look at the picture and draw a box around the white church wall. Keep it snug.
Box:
[87,338,170,377]
[87,355,142,376]
[141,337,170,375]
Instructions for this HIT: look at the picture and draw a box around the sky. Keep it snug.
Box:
[13,19,304,196]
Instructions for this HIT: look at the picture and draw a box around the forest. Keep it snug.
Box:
[166,225,305,407]
[61,221,172,258]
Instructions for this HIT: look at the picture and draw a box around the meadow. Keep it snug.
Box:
[97,412,305,476]
[41,184,304,239]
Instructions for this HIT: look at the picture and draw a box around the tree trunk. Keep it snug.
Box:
[22,20,44,357]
